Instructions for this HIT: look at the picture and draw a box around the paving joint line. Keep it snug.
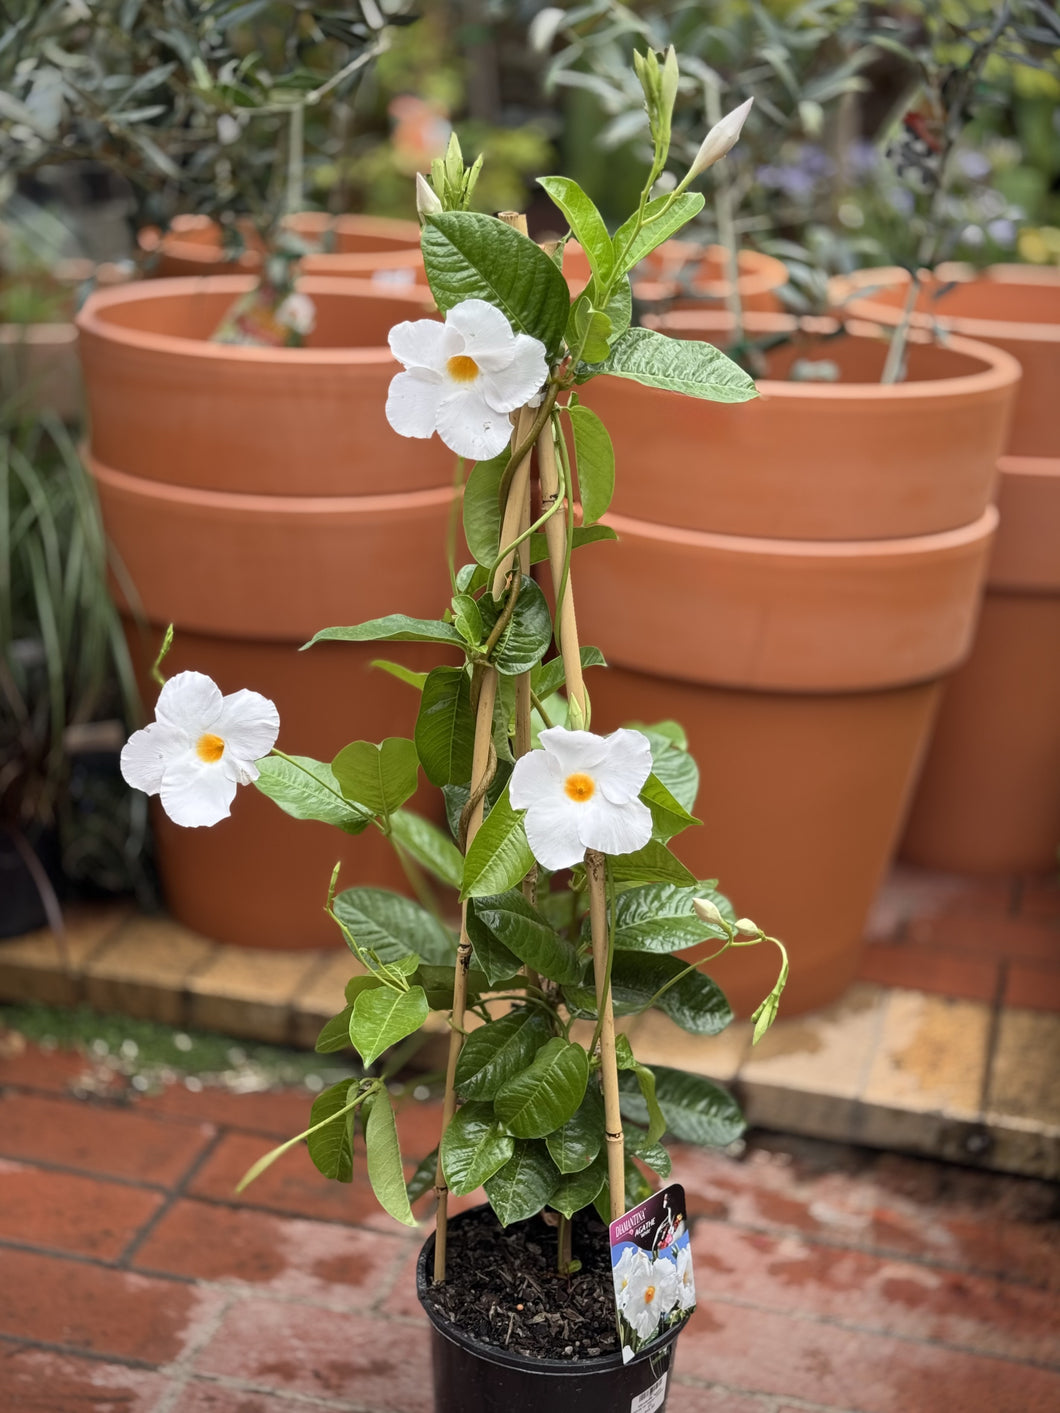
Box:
[0,1330,161,1373]
[0,1148,174,1194]
[118,1124,229,1269]
[0,1236,194,1281]
[151,1288,239,1413]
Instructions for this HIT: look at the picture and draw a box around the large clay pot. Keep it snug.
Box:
[141,212,425,283]
[633,241,789,313]
[576,313,1017,1016]
[844,266,1060,871]
[77,277,459,949]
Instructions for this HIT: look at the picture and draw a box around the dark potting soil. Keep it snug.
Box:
[424,1207,621,1363]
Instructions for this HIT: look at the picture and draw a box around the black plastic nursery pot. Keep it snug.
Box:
[416,1210,683,1413]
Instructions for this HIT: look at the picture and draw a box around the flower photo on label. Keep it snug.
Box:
[508,725,653,870]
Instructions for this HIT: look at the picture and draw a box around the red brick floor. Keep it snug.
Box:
[1,1041,1058,1411]
[857,865,1060,1009]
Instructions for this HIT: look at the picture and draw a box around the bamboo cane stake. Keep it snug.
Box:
[585,848,625,1221]
[536,421,589,728]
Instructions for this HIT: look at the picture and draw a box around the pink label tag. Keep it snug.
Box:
[609,1183,695,1364]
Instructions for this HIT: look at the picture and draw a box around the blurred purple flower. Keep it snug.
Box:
[845,139,878,178]
[987,218,1016,245]
[957,150,992,181]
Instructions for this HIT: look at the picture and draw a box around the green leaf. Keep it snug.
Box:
[331,738,419,817]
[533,646,606,702]
[566,296,613,364]
[455,1010,554,1101]
[315,1005,354,1053]
[441,1102,515,1196]
[413,962,488,1011]
[590,328,757,403]
[480,576,553,677]
[389,810,463,890]
[465,908,524,986]
[628,724,699,813]
[619,1067,745,1148]
[602,881,730,953]
[407,1146,439,1204]
[414,667,475,788]
[461,785,534,899]
[452,593,483,647]
[306,615,465,650]
[546,1082,605,1174]
[527,524,618,563]
[254,755,372,834]
[641,772,700,842]
[371,659,429,692]
[632,1063,667,1144]
[473,890,583,985]
[422,212,572,359]
[462,451,508,566]
[334,887,456,967]
[485,1140,560,1226]
[609,839,697,888]
[613,192,705,273]
[306,1080,359,1182]
[538,176,614,284]
[346,974,385,1004]
[550,1151,607,1219]
[568,405,615,526]
[588,274,632,342]
[565,952,732,1034]
[363,1091,417,1226]
[494,1038,589,1139]
[349,985,430,1068]
[625,1125,671,1176]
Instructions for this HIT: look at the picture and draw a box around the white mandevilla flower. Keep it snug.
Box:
[385,298,549,461]
[688,96,754,180]
[120,671,280,828]
[624,1253,679,1342]
[276,292,316,336]
[613,1245,649,1313]
[509,726,653,871]
[675,1243,696,1311]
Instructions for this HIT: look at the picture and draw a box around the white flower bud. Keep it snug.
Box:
[693,897,726,928]
[415,172,442,218]
[687,96,754,179]
[734,917,762,939]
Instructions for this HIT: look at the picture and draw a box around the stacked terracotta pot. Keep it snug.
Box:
[77,276,457,949]
[844,266,1060,874]
[576,311,1019,1016]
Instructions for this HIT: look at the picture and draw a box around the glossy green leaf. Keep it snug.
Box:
[371,659,429,692]
[587,274,632,342]
[441,1101,515,1196]
[527,524,618,563]
[333,887,456,967]
[461,785,534,899]
[612,192,705,273]
[254,755,372,834]
[452,593,483,647]
[568,404,615,526]
[546,1082,605,1174]
[566,296,613,364]
[407,1146,439,1204]
[480,575,553,677]
[306,1080,359,1183]
[422,212,571,358]
[628,724,699,813]
[455,1010,553,1101]
[619,1066,745,1148]
[550,1151,608,1218]
[331,738,419,817]
[590,327,757,403]
[473,890,583,985]
[314,1005,354,1054]
[363,1091,416,1226]
[641,772,700,842]
[537,176,614,283]
[565,952,731,1034]
[414,666,475,788]
[389,810,463,890]
[349,985,429,1068]
[632,1063,666,1144]
[412,963,488,1011]
[602,881,730,954]
[609,839,697,888]
[533,646,606,702]
[465,907,524,986]
[625,1125,672,1177]
[462,450,508,566]
[494,1037,589,1139]
[306,615,464,650]
[485,1139,560,1226]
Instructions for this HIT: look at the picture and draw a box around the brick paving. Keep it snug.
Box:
[1,1040,1058,1412]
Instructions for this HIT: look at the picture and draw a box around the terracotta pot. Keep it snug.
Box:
[633,241,789,313]
[842,267,1060,871]
[141,212,425,284]
[579,510,998,1017]
[579,312,1019,539]
[77,279,460,948]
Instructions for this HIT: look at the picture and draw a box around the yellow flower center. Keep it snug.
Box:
[564,772,595,803]
[196,732,225,763]
[447,354,480,383]
[644,1285,656,1304]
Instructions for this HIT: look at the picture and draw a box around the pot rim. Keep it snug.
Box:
[651,310,1023,398]
[415,1218,685,1379]
[75,274,437,366]
[836,265,1060,345]
[139,210,421,264]
[635,239,789,299]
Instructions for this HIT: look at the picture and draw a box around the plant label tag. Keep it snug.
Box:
[630,1370,668,1413]
[610,1182,695,1365]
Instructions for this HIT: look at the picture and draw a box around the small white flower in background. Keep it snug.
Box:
[216,113,242,146]
[120,671,279,828]
[613,1245,649,1313]
[675,1244,696,1311]
[687,96,754,180]
[624,1252,679,1342]
[385,298,549,461]
[276,292,316,337]
[509,726,653,871]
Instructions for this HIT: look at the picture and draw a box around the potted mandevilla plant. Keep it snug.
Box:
[119,49,787,1412]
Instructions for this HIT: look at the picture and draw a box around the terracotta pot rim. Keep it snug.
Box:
[837,265,1060,345]
[635,240,789,298]
[651,310,1023,398]
[76,275,435,364]
[0,322,77,346]
[87,449,457,515]
[997,453,1060,477]
[602,504,1000,557]
[139,211,421,265]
